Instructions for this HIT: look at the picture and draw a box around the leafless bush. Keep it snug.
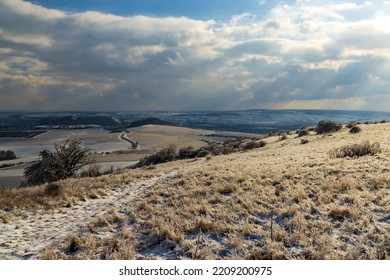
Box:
[316,120,342,134]
[178,146,197,159]
[136,137,265,168]
[330,141,381,158]
[196,149,210,158]
[297,129,309,137]
[0,150,16,161]
[242,140,266,150]
[24,137,93,186]
[136,144,177,167]
[221,138,245,154]
[80,163,102,178]
[346,121,358,128]
[349,126,362,134]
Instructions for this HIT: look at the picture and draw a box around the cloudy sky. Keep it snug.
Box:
[0,0,390,111]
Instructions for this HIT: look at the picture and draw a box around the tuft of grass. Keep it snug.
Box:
[279,134,288,141]
[300,139,309,145]
[330,141,381,158]
[41,246,58,260]
[45,182,63,196]
[66,234,81,255]
[0,214,10,224]
[195,216,214,232]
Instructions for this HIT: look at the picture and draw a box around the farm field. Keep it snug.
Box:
[0,125,260,188]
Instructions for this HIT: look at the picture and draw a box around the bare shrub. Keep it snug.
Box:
[0,150,16,161]
[196,150,210,158]
[330,141,381,158]
[297,129,309,137]
[316,120,342,134]
[66,234,81,255]
[197,139,244,157]
[88,163,102,177]
[136,144,177,167]
[178,146,197,159]
[24,137,93,186]
[349,126,362,134]
[300,139,309,145]
[221,138,245,154]
[79,163,103,178]
[198,144,221,156]
[242,140,266,150]
[346,121,358,128]
[136,137,264,168]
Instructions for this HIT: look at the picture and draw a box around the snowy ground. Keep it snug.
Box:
[0,171,175,260]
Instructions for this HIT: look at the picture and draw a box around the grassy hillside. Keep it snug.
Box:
[1,122,389,260]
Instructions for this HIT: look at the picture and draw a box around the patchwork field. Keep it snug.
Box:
[1,125,244,188]
[0,122,389,259]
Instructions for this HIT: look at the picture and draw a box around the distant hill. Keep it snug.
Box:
[0,131,46,138]
[106,117,175,133]
[38,116,122,127]
[128,117,174,128]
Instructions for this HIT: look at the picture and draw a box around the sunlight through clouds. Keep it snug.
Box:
[0,0,389,111]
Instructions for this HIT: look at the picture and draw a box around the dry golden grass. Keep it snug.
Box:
[2,122,390,260]
[0,168,158,211]
[127,122,390,259]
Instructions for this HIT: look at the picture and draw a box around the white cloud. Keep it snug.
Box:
[330,2,373,11]
[0,28,53,47]
[0,0,390,111]
[1,0,64,20]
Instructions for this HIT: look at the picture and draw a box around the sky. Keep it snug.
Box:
[0,0,390,112]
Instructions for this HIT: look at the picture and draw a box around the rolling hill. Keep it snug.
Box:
[0,121,389,260]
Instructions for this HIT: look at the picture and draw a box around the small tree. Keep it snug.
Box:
[24,137,92,186]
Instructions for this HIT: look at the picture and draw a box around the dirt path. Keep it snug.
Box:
[0,171,175,260]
